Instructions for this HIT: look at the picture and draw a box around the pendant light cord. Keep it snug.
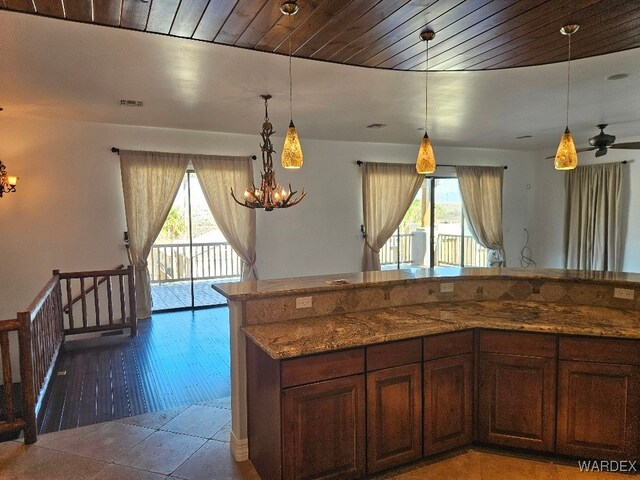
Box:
[288,18,293,122]
[565,32,571,128]
[425,39,429,130]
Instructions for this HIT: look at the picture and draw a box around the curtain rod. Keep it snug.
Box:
[111,147,257,160]
[355,160,507,169]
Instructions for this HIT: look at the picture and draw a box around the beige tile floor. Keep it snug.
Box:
[1,398,635,480]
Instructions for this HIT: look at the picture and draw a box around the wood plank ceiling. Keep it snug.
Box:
[2,0,639,71]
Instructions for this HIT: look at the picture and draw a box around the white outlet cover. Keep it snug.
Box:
[296,296,313,308]
[440,283,454,293]
[613,288,634,300]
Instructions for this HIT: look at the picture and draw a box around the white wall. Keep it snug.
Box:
[529,143,640,272]
[0,115,534,318]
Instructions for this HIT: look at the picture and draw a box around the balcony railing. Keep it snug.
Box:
[148,242,242,283]
[436,234,488,267]
[380,233,413,267]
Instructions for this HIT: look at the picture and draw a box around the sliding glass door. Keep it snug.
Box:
[148,171,242,311]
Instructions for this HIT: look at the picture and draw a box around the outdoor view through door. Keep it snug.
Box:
[381,177,488,269]
[149,171,241,310]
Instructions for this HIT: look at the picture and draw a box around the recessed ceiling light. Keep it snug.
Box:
[120,99,144,107]
[607,73,628,81]
[516,135,533,139]
[366,123,387,129]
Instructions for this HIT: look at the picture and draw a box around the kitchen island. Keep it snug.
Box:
[212,267,640,479]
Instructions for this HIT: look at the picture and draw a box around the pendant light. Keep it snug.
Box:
[416,30,436,175]
[554,24,579,170]
[280,1,303,169]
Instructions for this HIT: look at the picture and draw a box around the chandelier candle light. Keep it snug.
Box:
[280,0,303,169]
[416,29,436,175]
[0,160,17,197]
[231,95,305,211]
[555,24,579,171]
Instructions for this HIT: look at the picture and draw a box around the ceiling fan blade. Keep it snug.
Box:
[610,142,640,150]
[595,148,608,158]
[576,147,597,153]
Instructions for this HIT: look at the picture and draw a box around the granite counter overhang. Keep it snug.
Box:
[243,300,640,359]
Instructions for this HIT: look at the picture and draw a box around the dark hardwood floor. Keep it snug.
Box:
[38,307,231,434]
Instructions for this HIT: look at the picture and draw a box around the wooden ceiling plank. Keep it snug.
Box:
[146,0,180,34]
[331,0,432,64]
[361,0,489,68]
[483,0,640,69]
[170,0,209,38]
[421,0,552,68]
[283,0,375,58]
[63,0,92,22]
[256,0,353,56]
[93,0,122,26]
[236,0,299,49]
[34,0,64,17]
[215,0,270,45]
[310,0,414,61]
[121,0,151,30]
[4,0,35,12]
[431,0,571,70]
[382,0,507,70]
[192,0,237,41]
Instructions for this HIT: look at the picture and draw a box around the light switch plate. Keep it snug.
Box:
[613,288,634,300]
[296,296,313,309]
[440,283,454,293]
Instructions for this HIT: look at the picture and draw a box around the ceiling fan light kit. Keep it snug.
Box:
[554,24,579,171]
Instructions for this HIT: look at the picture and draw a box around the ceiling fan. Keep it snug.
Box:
[547,124,640,159]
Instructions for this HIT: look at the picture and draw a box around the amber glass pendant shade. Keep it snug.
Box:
[416,132,436,174]
[554,127,578,170]
[281,120,303,169]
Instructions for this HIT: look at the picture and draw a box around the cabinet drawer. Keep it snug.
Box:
[423,330,473,361]
[559,336,640,366]
[479,330,556,358]
[367,339,421,371]
[281,348,365,388]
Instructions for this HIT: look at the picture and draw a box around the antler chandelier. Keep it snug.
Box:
[231,94,305,211]
[0,160,18,198]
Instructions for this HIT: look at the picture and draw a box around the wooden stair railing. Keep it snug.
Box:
[60,265,137,337]
[63,264,125,314]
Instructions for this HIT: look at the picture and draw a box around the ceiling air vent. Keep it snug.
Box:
[366,123,387,129]
[120,99,144,107]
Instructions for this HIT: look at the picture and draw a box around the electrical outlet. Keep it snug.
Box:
[613,288,634,300]
[440,283,454,293]
[296,296,313,309]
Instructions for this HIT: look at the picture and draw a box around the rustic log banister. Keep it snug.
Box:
[61,262,126,314]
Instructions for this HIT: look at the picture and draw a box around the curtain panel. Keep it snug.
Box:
[119,150,190,319]
[455,166,506,267]
[362,162,423,271]
[191,155,257,280]
[564,162,621,271]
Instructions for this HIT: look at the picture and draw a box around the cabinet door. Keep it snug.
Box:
[557,360,640,461]
[283,375,366,480]
[478,352,557,452]
[367,363,422,473]
[424,353,473,455]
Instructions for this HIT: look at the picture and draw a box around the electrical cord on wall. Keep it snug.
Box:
[520,228,537,268]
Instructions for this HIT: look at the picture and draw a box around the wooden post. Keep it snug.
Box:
[127,265,137,337]
[17,310,37,444]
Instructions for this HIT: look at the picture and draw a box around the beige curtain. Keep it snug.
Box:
[120,150,189,319]
[191,155,257,280]
[564,162,621,271]
[362,162,423,271]
[456,166,506,266]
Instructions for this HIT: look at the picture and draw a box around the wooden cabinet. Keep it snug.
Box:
[366,339,422,473]
[478,330,557,452]
[423,331,474,455]
[557,337,640,461]
[283,375,366,480]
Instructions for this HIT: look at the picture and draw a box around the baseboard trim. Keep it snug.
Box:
[231,431,249,462]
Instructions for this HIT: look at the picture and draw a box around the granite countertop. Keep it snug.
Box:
[213,267,640,301]
[243,301,640,359]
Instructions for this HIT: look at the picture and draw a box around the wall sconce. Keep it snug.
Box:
[0,160,18,197]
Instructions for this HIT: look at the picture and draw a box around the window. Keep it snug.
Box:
[380,177,488,270]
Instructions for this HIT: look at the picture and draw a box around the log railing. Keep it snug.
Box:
[61,265,137,337]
